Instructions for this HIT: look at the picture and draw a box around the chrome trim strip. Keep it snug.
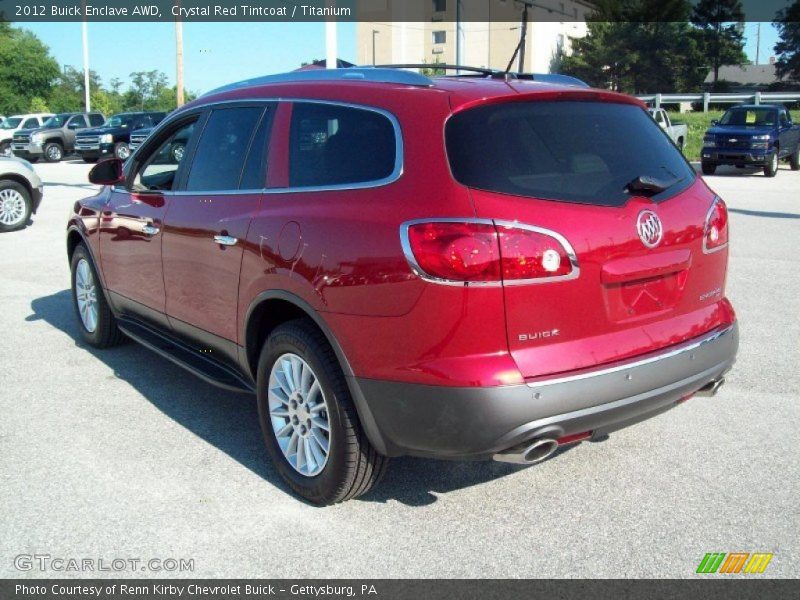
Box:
[526,325,734,388]
[121,98,404,196]
[702,195,729,254]
[398,217,580,287]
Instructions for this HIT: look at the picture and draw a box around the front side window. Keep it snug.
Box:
[185,106,265,192]
[131,121,197,192]
[446,101,695,207]
[22,118,39,129]
[89,114,105,126]
[289,103,397,188]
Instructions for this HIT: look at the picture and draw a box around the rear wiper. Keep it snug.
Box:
[625,175,681,197]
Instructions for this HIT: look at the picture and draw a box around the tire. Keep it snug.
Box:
[0,142,11,158]
[70,244,126,348]
[44,142,64,163]
[0,180,32,232]
[256,319,388,505]
[764,151,778,177]
[27,157,39,164]
[114,142,130,160]
[701,162,716,176]
[82,156,98,163]
[790,146,800,171]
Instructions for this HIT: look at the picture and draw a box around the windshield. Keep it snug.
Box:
[719,107,776,127]
[446,101,694,207]
[1,118,22,129]
[104,115,134,128]
[41,114,72,128]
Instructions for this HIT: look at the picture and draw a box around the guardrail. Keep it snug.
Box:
[636,92,800,111]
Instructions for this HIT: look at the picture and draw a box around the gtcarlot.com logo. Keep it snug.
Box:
[14,554,194,573]
[696,552,773,574]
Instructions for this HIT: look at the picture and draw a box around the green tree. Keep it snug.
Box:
[774,0,800,83]
[127,70,169,111]
[0,22,60,114]
[561,19,706,94]
[29,96,50,112]
[48,66,103,112]
[691,0,747,83]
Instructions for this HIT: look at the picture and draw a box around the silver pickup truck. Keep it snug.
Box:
[649,108,688,152]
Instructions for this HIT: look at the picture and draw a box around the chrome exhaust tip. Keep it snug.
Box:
[493,438,559,465]
[696,378,725,397]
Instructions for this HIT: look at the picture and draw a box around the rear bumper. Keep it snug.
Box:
[352,323,738,459]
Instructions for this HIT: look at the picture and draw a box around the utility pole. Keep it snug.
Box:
[372,29,379,65]
[326,0,337,68]
[756,22,761,65]
[81,2,91,112]
[175,14,185,106]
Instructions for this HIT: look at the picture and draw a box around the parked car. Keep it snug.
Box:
[129,126,188,163]
[68,67,738,504]
[0,113,54,157]
[648,108,688,151]
[75,112,167,162]
[701,104,800,177]
[0,156,43,232]
[12,112,106,163]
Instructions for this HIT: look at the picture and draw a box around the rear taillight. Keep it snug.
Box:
[703,197,729,254]
[402,219,578,285]
[404,221,500,283]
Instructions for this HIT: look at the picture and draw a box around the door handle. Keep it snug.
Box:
[142,224,160,236]
[214,235,238,246]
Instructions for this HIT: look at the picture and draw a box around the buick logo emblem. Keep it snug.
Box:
[637,210,663,248]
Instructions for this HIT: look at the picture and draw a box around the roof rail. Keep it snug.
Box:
[374,64,589,87]
[203,67,433,96]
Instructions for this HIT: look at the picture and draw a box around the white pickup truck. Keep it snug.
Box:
[648,108,688,152]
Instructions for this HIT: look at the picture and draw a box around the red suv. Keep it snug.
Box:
[67,67,738,504]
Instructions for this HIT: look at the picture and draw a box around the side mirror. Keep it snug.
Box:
[89,158,125,186]
[710,120,718,126]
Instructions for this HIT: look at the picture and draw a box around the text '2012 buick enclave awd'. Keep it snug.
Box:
[67,67,738,504]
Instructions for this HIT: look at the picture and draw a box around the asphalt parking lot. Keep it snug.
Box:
[1,159,798,579]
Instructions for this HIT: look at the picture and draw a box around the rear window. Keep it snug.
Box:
[445,101,695,207]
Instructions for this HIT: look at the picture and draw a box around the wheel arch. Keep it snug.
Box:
[0,174,33,199]
[244,291,390,455]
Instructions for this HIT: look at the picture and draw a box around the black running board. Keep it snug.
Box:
[117,317,255,394]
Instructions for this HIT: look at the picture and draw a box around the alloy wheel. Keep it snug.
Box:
[268,353,331,477]
[47,145,63,161]
[0,188,27,227]
[74,258,99,333]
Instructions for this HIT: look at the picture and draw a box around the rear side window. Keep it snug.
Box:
[289,103,396,188]
[185,106,264,191]
[446,101,695,206]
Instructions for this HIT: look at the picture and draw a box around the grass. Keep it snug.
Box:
[675,110,800,161]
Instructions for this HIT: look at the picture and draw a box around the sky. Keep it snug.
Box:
[19,21,780,95]
[21,22,358,95]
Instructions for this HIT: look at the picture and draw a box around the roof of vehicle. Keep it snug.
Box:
[730,104,783,110]
[8,113,54,119]
[193,67,642,114]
